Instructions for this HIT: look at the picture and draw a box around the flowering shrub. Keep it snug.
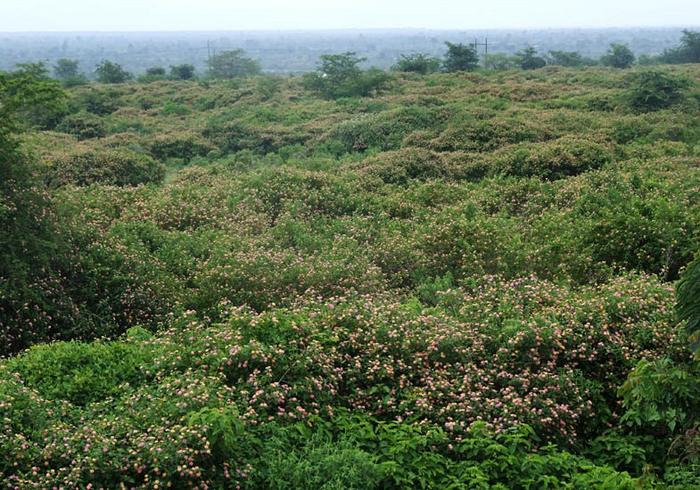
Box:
[0,274,686,488]
[148,130,215,162]
[322,105,449,154]
[3,65,700,488]
[44,148,165,187]
[56,111,107,140]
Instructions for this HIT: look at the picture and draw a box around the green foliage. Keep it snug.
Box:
[547,50,594,67]
[170,63,196,80]
[56,111,107,139]
[148,131,214,162]
[601,43,636,69]
[256,76,282,100]
[678,256,700,354]
[14,61,50,79]
[161,100,191,116]
[324,105,447,154]
[7,333,156,406]
[207,49,260,79]
[620,359,700,435]
[1,65,68,129]
[264,434,384,490]
[44,149,165,187]
[2,62,700,488]
[392,53,441,74]
[53,58,80,79]
[138,66,167,83]
[74,86,121,115]
[487,136,613,180]
[625,70,691,113]
[485,53,519,70]
[443,42,479,72]
[303,52,392,99]
[146,66,166,77]
[53,58,88,87]
[661,30,700,64]
[517,47,547,70]
[0,68,74,355]
[585,432,650,475]
[95,59,133,84]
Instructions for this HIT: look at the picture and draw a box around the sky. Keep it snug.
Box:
[1,0,698,32]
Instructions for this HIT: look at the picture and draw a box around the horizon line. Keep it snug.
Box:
[2,25,699,35]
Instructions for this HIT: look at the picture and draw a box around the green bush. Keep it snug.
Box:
[626,70,692,112]
[7,332,156,406]
[3,61,700,490]
[148,131,214,162]
[73,87,122,115]
[264,435,384,490]
[488,136,613,180]
[678,255,700,353]
[392,53,441,74]
[203,118,300,154]
[56,111,107,139]
[44,149,165,187]
[323,105,448,154]
[429,116,551,152]
[303,52,392,99]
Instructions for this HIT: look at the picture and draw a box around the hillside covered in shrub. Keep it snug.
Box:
[1,62,700,488]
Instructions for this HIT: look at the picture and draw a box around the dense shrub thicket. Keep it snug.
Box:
[43,148,165,187]
[1,63,700,488]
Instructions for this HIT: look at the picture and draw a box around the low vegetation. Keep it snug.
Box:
[1,39,700,488]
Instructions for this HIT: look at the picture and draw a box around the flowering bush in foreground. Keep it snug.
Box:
[0,274,688,487]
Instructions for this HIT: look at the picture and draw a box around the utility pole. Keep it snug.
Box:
[472,37,489,69]
[484,37,488,69]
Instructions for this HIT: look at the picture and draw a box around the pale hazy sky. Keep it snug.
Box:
[1,0,698,32]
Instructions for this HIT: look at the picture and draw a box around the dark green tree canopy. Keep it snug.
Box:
[207,49,260,79]
[15,62,50,80]
[146,66,166,77]
[0,69,70,352]
[626,70,691,112]
[547,51,584,67]
[3,64,67,128]
[53,59,80,79]
[662,30,700,64]
[392,53,441,74]
[303,52,391,99]
[53,58,87,87]
[170,64,196,80]
[517,47,547,70]
[443,42,479,72]
[95,60,133,84]
[601,43,635,69]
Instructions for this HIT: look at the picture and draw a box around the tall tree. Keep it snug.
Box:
[95,60,133,84]
[170,64,196,80]
[207,50,260,79]
[54,58,87,87]
[302,52,391,99]
[601,43,635,69]
[662,30,700,64]
[0,68,70,353]
[517,47,547,70]
[54,58,80,79]
[443,42,479,72]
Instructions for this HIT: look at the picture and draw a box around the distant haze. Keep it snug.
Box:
[1,0,699,31]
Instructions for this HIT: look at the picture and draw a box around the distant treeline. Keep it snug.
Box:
[15,29,698,91]
[0,27,696,75]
